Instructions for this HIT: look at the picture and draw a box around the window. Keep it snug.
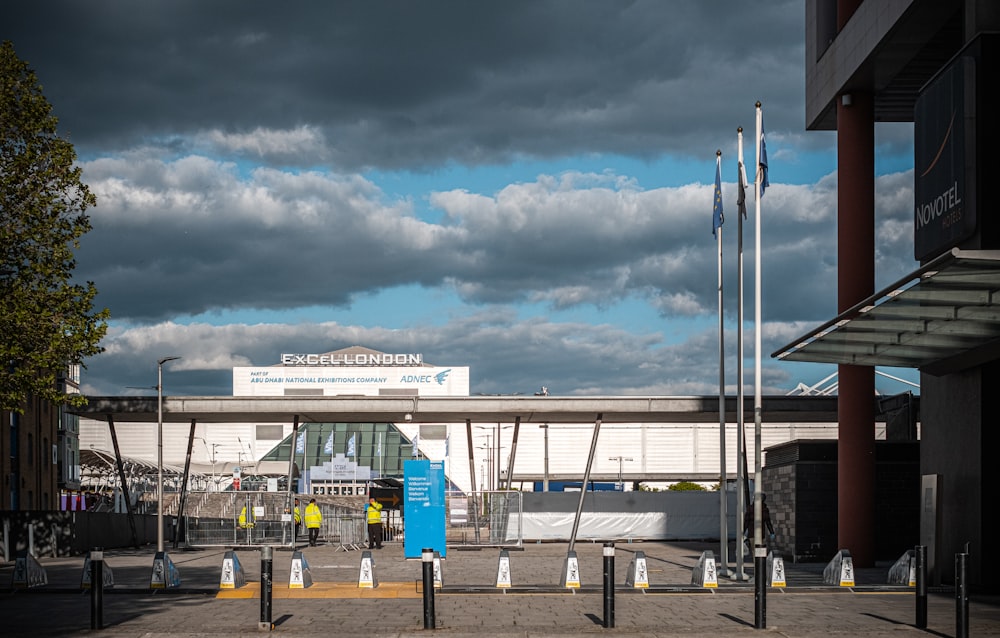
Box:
[256,425,283,440]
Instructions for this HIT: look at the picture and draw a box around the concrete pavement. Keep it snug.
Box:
[2,539,998,636]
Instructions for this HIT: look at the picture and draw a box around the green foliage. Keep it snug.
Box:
[667,481,706,491]
[0,40,109,412]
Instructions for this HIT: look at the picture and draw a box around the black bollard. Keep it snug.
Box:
[603,542,615,628]
[422,548,436,630]
[754,546,767,629]
[260,546,273,631]
[915,545,927,629]
[956,546,969,638]
[90,548,104,630]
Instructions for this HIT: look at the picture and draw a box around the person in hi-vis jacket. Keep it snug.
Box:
[365,496,383,549]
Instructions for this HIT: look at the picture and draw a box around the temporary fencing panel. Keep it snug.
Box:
[185,493,297,547]
[446,491,523,548]
[185,493,368,548]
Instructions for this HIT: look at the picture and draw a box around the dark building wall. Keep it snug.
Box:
[0,511,163,558]
[763,440,919,563]
[921,365,985,587]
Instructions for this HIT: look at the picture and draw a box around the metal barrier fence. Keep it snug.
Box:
[184,493,368,548]
[446,491,522,548]
[183,491,522,548]
[186,492,296,547]
[333,515,366,550]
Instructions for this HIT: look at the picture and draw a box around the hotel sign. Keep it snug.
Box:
[914,56,975,261]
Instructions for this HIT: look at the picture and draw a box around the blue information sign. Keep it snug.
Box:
[403,459,446,558]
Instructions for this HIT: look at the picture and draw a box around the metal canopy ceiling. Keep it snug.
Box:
[772,249,1000,376]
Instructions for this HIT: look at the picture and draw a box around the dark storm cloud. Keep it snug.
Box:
[76,156,893,326]
[4,1,803,170]
[4,1,921,396]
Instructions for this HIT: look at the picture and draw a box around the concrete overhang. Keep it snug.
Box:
[805,0,962,130]
[772,249,1000,375]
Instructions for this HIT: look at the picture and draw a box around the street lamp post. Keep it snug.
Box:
[209,443,220,491]
[157,356,181,553]
[609,456,633,491]
[539,424,549,492]
[198,438,220,492]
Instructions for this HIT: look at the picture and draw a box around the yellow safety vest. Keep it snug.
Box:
[238,506,255,528]
[366,501,383,524]
[304,503,322,528]
[294,506,301,524]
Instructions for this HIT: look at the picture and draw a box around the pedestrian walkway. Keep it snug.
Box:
[1,540,998,636]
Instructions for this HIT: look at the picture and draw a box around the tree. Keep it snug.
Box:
[667,481,706,491]
[0,40,109,412]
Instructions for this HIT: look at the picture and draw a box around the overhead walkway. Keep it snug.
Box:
[72,394,846,424]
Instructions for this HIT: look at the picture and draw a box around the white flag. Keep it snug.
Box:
[324,433,333,454]
[295,432,304,454]
[347,434,356,457]
[412,434,419,457]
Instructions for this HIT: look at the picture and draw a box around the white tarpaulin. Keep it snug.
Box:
[509,490,739,542]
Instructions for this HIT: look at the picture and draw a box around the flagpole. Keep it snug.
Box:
[736,126,747,581]
[753,100,766,629]
[336,435,341,494]
[714,149,730,577]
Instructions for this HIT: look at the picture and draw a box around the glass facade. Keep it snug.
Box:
[259,422,414,479]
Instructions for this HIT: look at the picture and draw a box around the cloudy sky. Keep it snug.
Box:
[4,1,921,398]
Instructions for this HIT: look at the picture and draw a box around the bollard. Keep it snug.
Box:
[603,543,615,629]
[422,548,436,630]
[956,547,969,638]
[90,548,104,630]
[915,545,927,629]
[754,544,767,629]
[259,546,273,631]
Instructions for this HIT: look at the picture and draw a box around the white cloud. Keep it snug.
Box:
[202,126,328,161]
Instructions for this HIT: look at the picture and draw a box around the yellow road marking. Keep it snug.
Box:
[216,582,421,599]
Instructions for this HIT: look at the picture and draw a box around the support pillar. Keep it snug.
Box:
[837,89,875,567]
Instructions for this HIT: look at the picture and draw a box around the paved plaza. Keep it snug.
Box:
[2,540,998,637]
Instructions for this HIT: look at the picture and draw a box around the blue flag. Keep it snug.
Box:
[758,118,769,197]
[347,433,356,457]
[737,161,748,219]
[295,432,305,454]
[712,154,724,237]
[323,432,333,454]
